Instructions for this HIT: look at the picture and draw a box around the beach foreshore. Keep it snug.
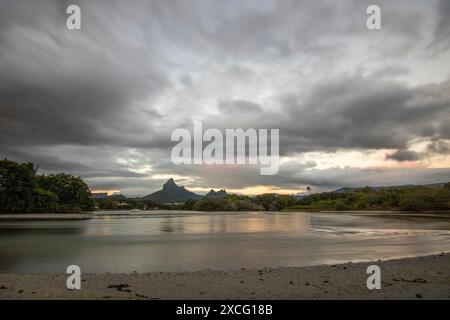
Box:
[1,211,450,222]
[0,253,449,300]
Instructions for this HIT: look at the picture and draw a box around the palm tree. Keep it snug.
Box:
[306,186,311,195]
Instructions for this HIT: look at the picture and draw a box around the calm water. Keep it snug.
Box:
[1,211,450,273]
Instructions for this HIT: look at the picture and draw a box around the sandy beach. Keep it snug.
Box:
[0,253,448,300]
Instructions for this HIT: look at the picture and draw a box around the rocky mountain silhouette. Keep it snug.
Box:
[142,178,228,203]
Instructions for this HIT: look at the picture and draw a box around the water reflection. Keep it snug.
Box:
[0,211,449,273]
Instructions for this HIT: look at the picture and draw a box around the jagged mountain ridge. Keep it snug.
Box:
[205,189,228,199]
[141,178,228,203]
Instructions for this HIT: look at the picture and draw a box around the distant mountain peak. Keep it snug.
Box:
[163,178,178,190]
[141,179,230,203]
[205,189,228,199]
[143,178,202,203]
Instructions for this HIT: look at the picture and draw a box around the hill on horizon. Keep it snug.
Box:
[98,180,449,202]
[141,178,228,203]
[135,180,448,203]
[333,182,447,193]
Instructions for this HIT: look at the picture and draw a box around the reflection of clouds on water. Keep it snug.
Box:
[309,213,450,263]
[0,221,90,273]
[1,212,450,273]
[134,211,315,234]
[311,226,450,239]
[186,212,312,234]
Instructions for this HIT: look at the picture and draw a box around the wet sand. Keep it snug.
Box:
[0,253,449,300]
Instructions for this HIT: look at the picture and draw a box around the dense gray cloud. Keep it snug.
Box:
[385,149,422,162]
[431,0,450,52]
[88,161,450,196]
[427,137,450,154]
[206,76,450,155]
[0,0,449,195]
[0,0,171,151]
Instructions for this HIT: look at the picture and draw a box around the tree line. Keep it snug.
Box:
[287,185,450,212]
[0,159,94,213]
[2,159,449,213]
[182,185,450,212]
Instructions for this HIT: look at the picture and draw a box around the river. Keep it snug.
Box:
[1,211,449,273]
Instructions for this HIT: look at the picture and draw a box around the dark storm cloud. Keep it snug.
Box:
[371,65,410,79]
[287,77,450,152]
[210,76,450,156]
[0,0,443,151]
[0,0,449,194]
[0,0,170,150]
[385,149,422,162]
[427,136,450,154]
[147,159,450,193]
[3,145,150,179]
[179,0,430,61]
[431,0,450,53]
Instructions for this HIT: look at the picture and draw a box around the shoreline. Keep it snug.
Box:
[1,253,449,300]
[1,210,449,221]
[0,213,95,221]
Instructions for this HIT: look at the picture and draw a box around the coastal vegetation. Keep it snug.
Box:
[181,186,450,212]
[285,185,450,212]
[1,159,449,213]
[95,197,160,211]
[96,185,450,212]
[0,159,94,213]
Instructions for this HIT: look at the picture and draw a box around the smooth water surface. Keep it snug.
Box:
[1,211,450,273]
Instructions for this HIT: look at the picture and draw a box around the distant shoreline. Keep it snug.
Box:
[1,210,450,221]
[0,213,95,221]
[1,253,448,300]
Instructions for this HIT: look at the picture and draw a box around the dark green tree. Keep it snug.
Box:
[38,173,95,212]
[0,159,37,212]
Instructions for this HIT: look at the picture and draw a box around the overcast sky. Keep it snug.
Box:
[1,0,450,196]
